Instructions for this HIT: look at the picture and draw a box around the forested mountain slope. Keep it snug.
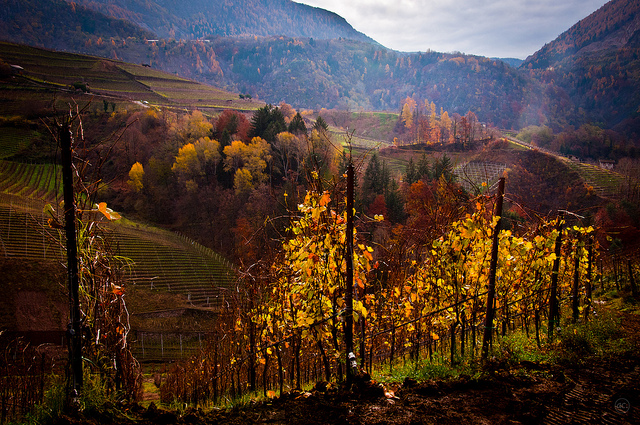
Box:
[2,0,640,136]
[74,0,376,43]
[0,0,155,51]
[522,0,640,134]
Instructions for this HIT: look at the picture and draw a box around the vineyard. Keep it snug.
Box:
[0,161,62,200]
[0,41,263,112]
[154,184,637,411]
[453,161,507,193]
[563,160,624,198]
[1,148,637,422]
[0,193,236,308]
[0,130,34,160]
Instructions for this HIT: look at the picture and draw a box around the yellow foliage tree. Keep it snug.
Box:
[172,143,199,176]
[402,103,413,129]
[127,161,144,192]
[223,137,272,190]
[233,167,253,194]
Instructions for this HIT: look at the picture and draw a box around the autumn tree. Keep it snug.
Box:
[223,137,272,193]
[401,102,413,130]
[405,176,469,244]
[278,101,297,124]
[127,161,144,192]
[272,131,303,182]
[304,127,337,180]
[172,137,221,191]
[214,109,251,145]
[177,110,213,144]
[440,111,452,143]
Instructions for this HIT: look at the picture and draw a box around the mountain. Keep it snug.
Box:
[0,0,155,50]
[0,0,542,129]
[74,0,376,44]
[523,0,640,69]
[522,0,640,134]
[3,0,640,137]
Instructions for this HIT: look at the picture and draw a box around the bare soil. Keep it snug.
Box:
[53,312,640,425]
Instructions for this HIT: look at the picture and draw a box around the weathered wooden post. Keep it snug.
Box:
[548,216,563,339]
[572,239,581,323]
[481,177,505,361]
[345,162,355,386]
[61,122,82,400]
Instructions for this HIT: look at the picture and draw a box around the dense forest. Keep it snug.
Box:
[75,0,375,43]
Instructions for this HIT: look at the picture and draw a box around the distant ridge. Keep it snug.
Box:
[523,0,640,68]
[75,0,378,44]
[521,0,640,132]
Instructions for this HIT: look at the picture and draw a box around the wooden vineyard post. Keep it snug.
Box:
[345,162,355,387]
[584,237,593,320]
[629,259,638,299]
[548,217,563,339]
[572,240,581,323]
[481,177,505,361]
[61,122,83,399]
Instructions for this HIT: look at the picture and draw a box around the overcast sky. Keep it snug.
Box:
[296,0,610,59]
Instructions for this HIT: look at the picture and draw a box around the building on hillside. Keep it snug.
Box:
[598,159,615,170]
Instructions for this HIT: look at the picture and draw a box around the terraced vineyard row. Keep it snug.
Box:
[0,193,64,261]
[454,161,507,193]
[0,193,236,310]
[0,160,62,200]
[504,136,624,199]
[109,222,236,309]
[563,160,624,198]
[0,128,35,160]
[0,41,263,112]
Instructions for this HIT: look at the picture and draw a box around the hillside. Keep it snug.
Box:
[0,41,263,114]
[3,0,640,136]
[523,0,640,68]
[0,0,544,129]
[522,0,640,133]
[0,0,155,50]
[75,0,376,44]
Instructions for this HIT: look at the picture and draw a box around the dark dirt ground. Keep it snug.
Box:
[53,313,640,425]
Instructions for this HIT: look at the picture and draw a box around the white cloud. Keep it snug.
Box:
[297,0,610,58]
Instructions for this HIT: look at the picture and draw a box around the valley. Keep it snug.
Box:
[0,0,639,423]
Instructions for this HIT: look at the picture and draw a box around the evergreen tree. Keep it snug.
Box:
[250,104,286,143]
[385,179,405,223]
[432,154,455,182]
[417,154,431,180]
[219,128,232,150]
[404,157,418,184]
[313,116,329,133]
[288,112,307,136]
[362,153,391,207]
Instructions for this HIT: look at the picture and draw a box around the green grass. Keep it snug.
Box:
[0,161,62,200]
